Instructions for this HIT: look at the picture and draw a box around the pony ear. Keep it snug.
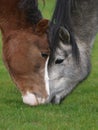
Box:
[35,19,49,35]
[59,27,70,43]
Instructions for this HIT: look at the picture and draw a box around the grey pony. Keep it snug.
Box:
[46,0,98,104]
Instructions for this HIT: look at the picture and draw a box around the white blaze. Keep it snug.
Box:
[44,57,50,96]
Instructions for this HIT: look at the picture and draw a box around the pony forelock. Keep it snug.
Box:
[49,0,80,63]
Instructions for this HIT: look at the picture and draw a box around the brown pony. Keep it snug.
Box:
[0,0,50,106]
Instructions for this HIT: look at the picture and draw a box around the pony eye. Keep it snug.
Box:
[55,59,64,64]
[41,53,48,58]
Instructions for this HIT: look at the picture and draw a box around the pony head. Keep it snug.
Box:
[0,0,50,106]
[46,0,94,104]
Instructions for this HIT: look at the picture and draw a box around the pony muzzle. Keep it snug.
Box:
[22,91,46,106]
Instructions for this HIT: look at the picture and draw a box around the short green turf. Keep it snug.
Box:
[0,0,98,130]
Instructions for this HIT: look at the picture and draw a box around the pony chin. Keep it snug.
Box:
[22,91,46,106]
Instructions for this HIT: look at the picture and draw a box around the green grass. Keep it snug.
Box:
[39,0,55,19]
[0,0,98,130]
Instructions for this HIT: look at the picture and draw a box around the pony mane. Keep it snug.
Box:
[18,0,43,24]
[49,0,79,62]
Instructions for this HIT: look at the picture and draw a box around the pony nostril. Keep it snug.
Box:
[51,95,61,104]
[51,96,56,104]
[41,53,48,58]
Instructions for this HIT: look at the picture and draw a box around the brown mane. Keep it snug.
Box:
[0,0,44,36]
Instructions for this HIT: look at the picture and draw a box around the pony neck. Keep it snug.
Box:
[0,0,34,36]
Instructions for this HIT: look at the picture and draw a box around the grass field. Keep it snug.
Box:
[0,0,98,130]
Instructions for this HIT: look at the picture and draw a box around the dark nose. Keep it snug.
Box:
[51,96,61,104]
[46,94,62,104]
